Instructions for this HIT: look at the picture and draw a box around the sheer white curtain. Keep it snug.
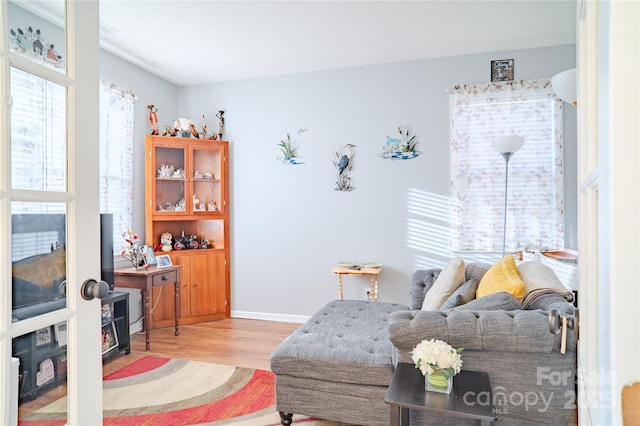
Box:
[99,81,135,249]
[450,79,564,253]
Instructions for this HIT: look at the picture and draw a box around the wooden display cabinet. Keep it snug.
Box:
[145,135,230,327]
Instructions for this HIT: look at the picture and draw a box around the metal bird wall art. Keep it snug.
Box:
[333,144,356,191]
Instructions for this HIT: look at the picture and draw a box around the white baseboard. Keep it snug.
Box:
[231,310,309,324]
[129,321,143,334]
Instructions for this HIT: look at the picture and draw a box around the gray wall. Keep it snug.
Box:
[176,44,576,320]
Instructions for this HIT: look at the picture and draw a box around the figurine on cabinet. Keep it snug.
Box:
[193,194,206,211]
[157,164,174,178]
[163,125,177,137]
[160,232,173,252]
[216,110,225,140]
[148,105,159,135]
[207,201,218,212]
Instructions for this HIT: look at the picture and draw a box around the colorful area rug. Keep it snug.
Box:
[21,355,338,425]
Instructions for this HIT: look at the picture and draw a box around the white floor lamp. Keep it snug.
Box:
[492,135,524,257]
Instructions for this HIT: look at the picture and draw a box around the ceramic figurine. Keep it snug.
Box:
[148,105,159,135]
[189,123,200,139]
[216,110,225,139]
[163,125,177,137]
[160,232,173,252]
[201,114,208,139]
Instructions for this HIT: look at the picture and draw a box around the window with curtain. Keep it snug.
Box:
[10,75,134,254]
[450,79,564,253]
[99,81,135,250]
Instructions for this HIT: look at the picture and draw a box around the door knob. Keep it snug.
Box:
[549,308,578,354]
[81,279,109,300]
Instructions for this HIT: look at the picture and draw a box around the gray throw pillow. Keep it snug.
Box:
[454,291,522,311]
[440,278,479,310]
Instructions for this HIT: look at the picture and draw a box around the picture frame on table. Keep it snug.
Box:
[156,254,173,269]
[143,245,157,266]
[101,322,119,355]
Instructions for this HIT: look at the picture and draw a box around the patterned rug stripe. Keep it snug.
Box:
[20,356,333,426]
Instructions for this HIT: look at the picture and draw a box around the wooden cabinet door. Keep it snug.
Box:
[190,252,226,318]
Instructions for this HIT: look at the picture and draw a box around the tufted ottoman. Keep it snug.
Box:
[270,299,409,425]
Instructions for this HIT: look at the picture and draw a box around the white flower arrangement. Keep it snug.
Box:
[121,230,148,269]
[173,117,194,131]
[410,339,463,378]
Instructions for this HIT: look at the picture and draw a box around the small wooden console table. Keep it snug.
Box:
[114,264,182,350]
[332,265,381,301]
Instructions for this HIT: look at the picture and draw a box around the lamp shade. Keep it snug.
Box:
[492,135,524,154]
[551,68,577,106]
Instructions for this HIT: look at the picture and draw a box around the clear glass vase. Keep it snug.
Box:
[425,367,453,394]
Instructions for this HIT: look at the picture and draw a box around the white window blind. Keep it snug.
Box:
[99,81,135,249]
[10,67,66,194]
[450,79,564,253]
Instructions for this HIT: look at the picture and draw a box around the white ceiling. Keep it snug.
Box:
[100,1,574,86]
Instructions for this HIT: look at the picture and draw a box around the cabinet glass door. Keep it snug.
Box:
[192,146,223,214]
[153,146,186,213]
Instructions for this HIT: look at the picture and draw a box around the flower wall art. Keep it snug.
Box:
[277,128,307,165]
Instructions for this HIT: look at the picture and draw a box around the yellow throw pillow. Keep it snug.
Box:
[476,254,526,302]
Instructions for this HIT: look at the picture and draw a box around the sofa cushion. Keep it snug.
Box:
[517,261,567,294]
[476,254,525,301]
[464,262,491,282]
[440,278,479,310]
[517,261,575,309]
[410,269,439,310]
[421,258,466,310]
[455,292,521,311]
[270,299,409,387]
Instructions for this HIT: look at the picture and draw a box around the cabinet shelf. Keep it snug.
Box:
[11,291,129,402]
[145,135,230,328]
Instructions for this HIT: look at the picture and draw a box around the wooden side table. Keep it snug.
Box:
[331,265,381,301]
[114,265,182,350]
[385,363,497,426]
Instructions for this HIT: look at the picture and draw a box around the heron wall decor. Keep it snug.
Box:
[333,143,356,191]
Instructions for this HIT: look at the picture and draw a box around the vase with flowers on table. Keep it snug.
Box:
[411,339,464,394]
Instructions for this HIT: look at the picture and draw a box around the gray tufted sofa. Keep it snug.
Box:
[270,263,577,425]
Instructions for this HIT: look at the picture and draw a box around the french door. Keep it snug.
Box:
[1,1,103,424]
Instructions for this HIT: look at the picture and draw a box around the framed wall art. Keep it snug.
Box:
[491,59,514,82]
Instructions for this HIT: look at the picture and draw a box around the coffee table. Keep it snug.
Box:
[384,363,497,426]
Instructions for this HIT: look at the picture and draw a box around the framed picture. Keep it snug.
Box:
[54,322,68,346]
[491,59,514,82]
[156,254,173,269]
[36,327,52,347]
[143,245,157,266]
[101,323,119,355]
